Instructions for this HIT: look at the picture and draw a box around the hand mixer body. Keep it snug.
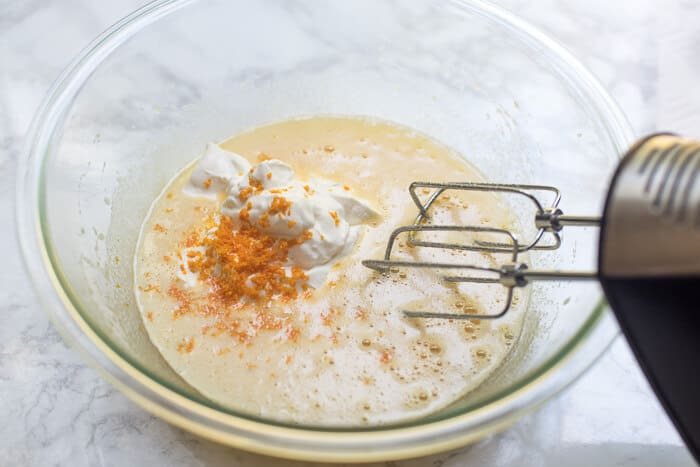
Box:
[599,134,700,461]
[600,277,700,460]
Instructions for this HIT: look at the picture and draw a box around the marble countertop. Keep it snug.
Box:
[0,0,697,466]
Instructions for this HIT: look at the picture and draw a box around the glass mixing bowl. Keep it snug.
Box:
[17,0,632,462]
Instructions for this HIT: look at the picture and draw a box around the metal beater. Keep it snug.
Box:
[362,133,700,460]
[362,180,601,320]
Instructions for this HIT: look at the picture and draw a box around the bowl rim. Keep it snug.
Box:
[16,0,631,461]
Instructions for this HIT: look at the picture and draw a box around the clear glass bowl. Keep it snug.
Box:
[17,0,631,462]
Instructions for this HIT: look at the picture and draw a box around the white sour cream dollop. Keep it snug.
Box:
[183,143,379,287]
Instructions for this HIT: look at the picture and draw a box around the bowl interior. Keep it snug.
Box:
[38,0,624,429]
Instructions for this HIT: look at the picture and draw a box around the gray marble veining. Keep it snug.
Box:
[0,0,695,466]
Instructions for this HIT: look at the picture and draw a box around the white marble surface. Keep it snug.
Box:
[0,0,697,466]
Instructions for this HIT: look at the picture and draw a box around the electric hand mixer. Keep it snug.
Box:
[363,134,700,461]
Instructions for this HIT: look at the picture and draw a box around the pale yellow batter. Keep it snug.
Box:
[134,116,525,425]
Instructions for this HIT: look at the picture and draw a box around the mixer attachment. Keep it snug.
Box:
[362,181,599,320]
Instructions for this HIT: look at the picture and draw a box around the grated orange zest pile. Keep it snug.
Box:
[188,210,310,307]
[164,191,316,346]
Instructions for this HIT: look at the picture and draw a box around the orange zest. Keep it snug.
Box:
[380,350,392,364]
[285,327,300,342]
[188,215,310,306]
[269,196,293,216]
[238,186,254,201]
[140,284,161,293]
[177,337,195,353]
[162,190,315,348]
[258,213,270,228]
[248,175,265,193]
[169,285,193,319]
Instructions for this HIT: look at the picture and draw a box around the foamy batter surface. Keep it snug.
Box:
[134,117,525,425]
